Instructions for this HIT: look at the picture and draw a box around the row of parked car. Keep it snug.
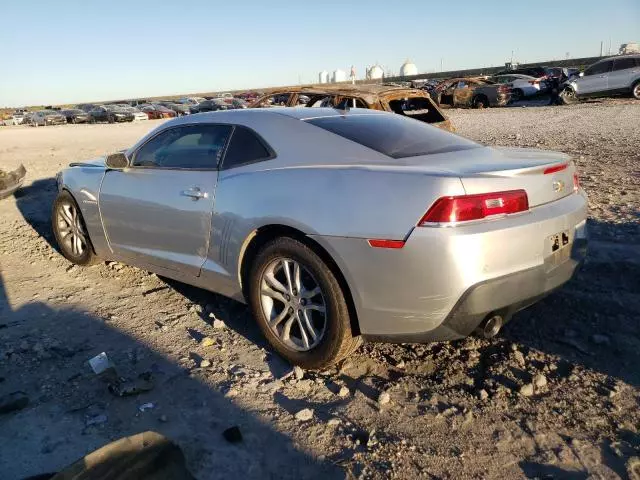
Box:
[6,54,638,128]
[8,93,257,126]
[416,54,640,107]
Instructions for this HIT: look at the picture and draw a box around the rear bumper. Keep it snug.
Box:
[313,191,588,342]
[363,233,587,343]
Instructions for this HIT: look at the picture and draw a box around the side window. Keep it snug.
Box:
[222,126,273,169]
[612,57,637,71]
[585,61,613,76]
[132,125,232,169]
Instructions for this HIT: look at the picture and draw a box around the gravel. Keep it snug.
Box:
[0,100,638,479]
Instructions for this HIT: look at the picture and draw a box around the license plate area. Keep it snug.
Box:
[546,230,571,268]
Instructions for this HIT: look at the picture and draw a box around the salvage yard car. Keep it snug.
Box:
[30,110,67,126]
[61,109,90,124]
[139,104,177,120]
[53,108,588,368]
[560,54,640,102]
[488,74,547,101]
[88,105,134,123]
[431,78,511,108]
[250,84,454,131]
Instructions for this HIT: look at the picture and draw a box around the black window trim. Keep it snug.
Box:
[218,125,277,171]
[128,122,234,172]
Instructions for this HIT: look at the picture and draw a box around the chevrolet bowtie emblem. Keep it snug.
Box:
[553,180,565,192]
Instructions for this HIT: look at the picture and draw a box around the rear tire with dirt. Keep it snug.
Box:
[52,191,98,266]
[248,237,361,369]
[473,95,488,109]
[511,89,524,102]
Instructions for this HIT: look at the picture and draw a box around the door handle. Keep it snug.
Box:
[181,187,208,200]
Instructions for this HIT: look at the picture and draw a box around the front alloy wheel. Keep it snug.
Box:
[52,191,97,265]
[633,82,640,100]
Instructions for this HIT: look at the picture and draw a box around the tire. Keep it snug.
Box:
[89,117,96,124]
[108,115,115,124]
[248,237,361,369]
[511,89,524,102]
[632,81,640,100]
[473,95,488,109]
[559,87,577,105]
[71,118,76,124]
[52,191,98,266]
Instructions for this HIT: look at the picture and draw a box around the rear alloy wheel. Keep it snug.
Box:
[52,191,97,266]
[632,82,640,100]
[511,89,524,102]
[249,237,361,369]
[473,95,488,108]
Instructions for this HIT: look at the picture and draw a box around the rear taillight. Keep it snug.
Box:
[573,172,580,191]
[419,190,529,225]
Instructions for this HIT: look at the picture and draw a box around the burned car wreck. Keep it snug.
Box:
[431,77,511,108]
[0,164,27,200]
[250,84,454,131]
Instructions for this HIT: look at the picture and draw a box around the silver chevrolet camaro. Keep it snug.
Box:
[53,108,588,368]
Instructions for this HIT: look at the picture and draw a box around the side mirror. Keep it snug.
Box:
[579,72,584,77]
[105,152,129,169]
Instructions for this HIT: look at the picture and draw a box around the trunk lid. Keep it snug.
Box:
[456,147,576,207]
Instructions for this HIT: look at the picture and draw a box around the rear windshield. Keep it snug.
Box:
[306,113,479,159]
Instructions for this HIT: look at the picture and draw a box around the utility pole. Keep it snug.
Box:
[600,41,603,57]
[440,58,443,72]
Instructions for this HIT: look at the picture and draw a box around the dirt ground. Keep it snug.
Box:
[1,101,639,480]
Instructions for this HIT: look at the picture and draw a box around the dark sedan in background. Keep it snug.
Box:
[88,105,134,123]
[61,109,89,124]
[189,99,230,113]
[157,101,190,116]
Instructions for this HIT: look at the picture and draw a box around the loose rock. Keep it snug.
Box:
[378,391,391,406]
[200,337,215,347]
[293,366,304,380]
[338,386,350,398]
[519,384,534,397]
[295,408,314,422]
[479,389,489,401]
[200,359,211,368]
[212,319,225,329]
[533,374,548,389]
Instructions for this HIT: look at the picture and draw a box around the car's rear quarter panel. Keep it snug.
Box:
[317,191,588,336]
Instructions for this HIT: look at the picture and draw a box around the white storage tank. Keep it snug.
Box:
[369,64,384,79]
[318,70,329,84]
[332,69,347,83]
[400,59,418,77]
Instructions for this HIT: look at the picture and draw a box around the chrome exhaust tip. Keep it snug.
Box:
[478,314,503,339]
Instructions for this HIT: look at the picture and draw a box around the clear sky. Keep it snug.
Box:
[0,0,638,107]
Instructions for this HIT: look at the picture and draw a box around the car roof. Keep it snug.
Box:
[164,107,386,126]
